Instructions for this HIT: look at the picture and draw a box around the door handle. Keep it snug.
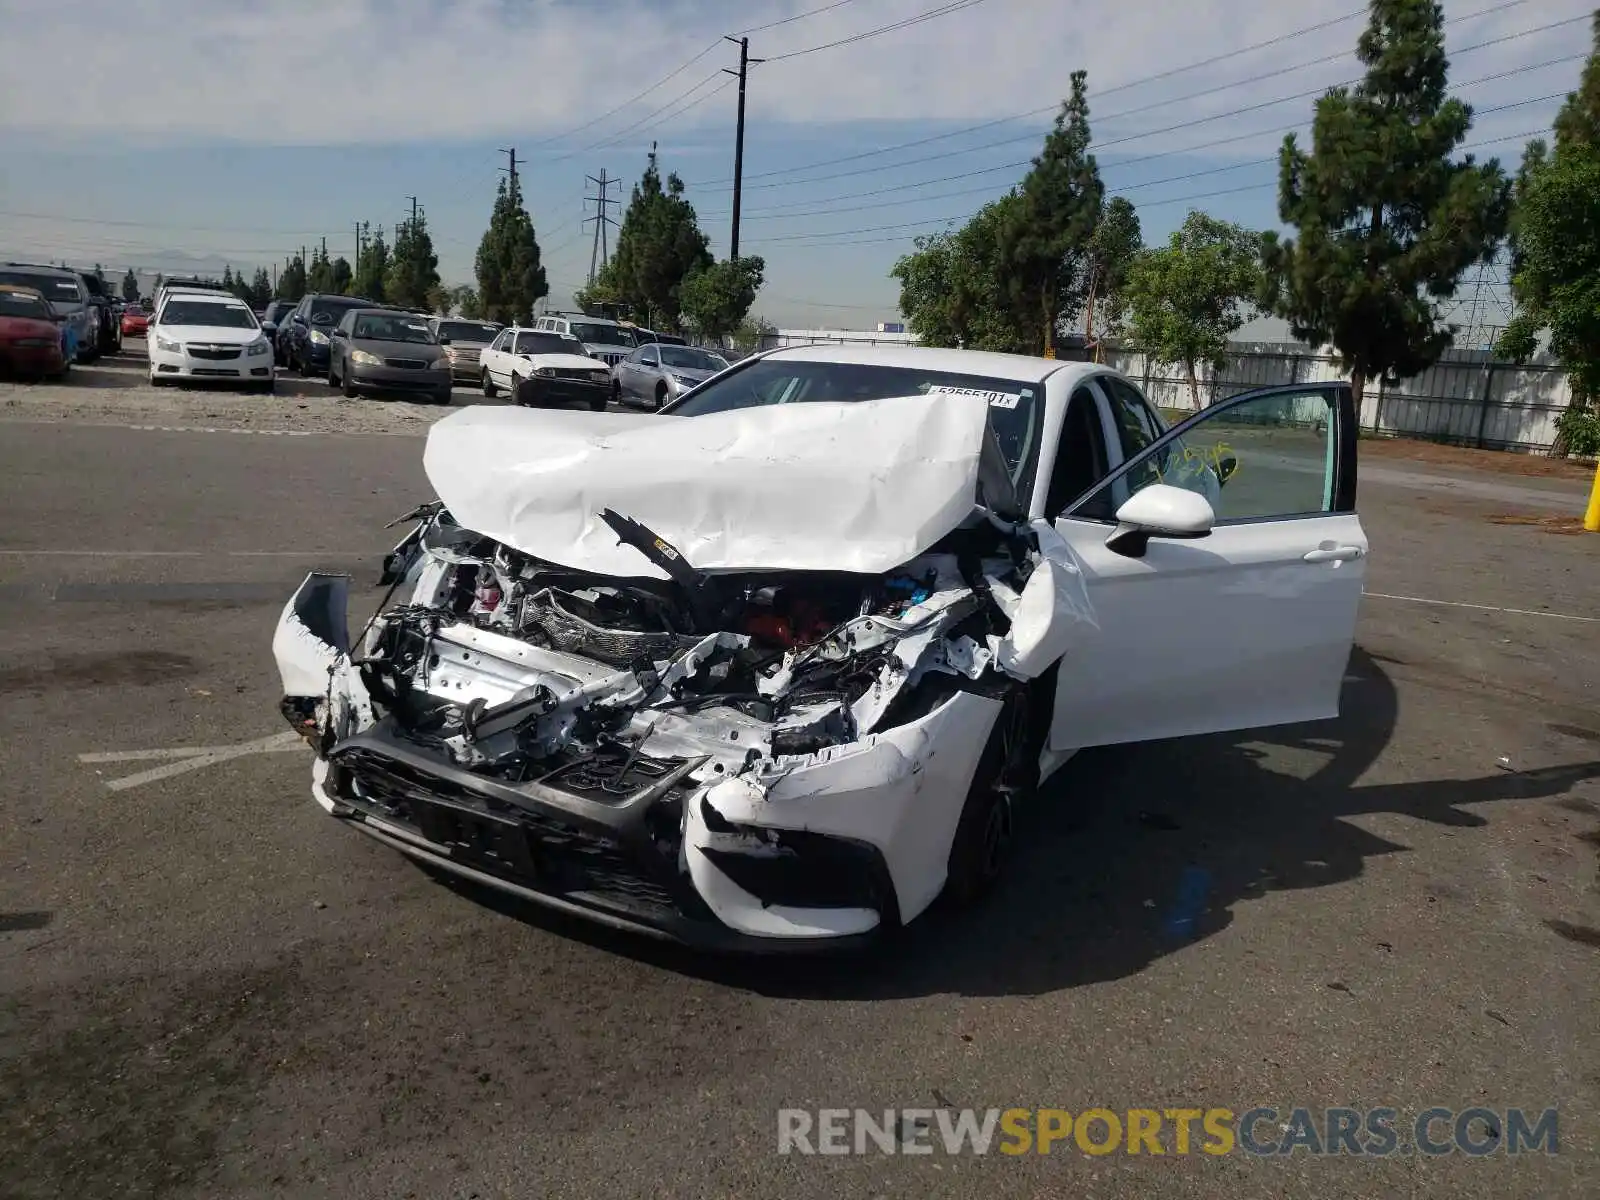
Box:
[1303,544,1363,563]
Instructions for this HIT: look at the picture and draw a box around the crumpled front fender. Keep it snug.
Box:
[273,572,352,696]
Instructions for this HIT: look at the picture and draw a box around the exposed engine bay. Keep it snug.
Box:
[336,506,1054,790]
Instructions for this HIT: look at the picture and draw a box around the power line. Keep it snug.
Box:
[687,0,1536,188]
[548,70,727,163]
[763,0,997,62]
[707,16,1583,197]
[707,49,1581,223]
[744,123,1554,250]
[526,40,722,150]
[736,0,869,35]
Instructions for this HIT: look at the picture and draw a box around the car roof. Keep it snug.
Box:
[758,342,1083,384]
[2,261,79,277]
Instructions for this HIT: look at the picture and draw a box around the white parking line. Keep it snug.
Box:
[1364,590,1600,623]
[79,731,304,791]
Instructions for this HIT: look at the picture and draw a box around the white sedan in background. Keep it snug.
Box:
[273,345,1366,950]
[148,292,275,393]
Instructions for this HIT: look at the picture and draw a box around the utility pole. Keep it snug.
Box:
[499,147,518,196]
[320,235,327,262]
[584,169,619,285]
[723,35,764,261]
[354,221,364,273]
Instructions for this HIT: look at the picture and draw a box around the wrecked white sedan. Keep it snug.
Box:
[273,346,1367,949]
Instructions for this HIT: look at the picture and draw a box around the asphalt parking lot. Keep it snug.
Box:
[1,344,1597,1198]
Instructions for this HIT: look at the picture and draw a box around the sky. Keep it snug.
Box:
[0,0,1588,331]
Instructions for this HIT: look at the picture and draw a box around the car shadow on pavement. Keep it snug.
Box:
[433,647,1600,995]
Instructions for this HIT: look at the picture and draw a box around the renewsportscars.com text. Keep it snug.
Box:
[777,1106,1559,1157]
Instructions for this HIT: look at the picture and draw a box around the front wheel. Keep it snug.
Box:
[943,690,1031,906]
[432,388,453,406]
[653,382,669,410]
[342,369,359,399]
[481,370,497,398]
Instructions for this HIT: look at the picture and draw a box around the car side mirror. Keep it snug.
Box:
[1105,483,1215,558]
[1215,455,1238,487]
[332,328,346,338]
[292,314,307,326]
[437,334,451,345]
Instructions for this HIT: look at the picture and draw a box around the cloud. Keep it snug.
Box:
[0,0,1582,147]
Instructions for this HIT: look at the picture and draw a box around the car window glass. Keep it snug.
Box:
[1097,375,1167,492]
[1069,388,1338,524]
[641,348,658,365]
[1047,386,1112,518]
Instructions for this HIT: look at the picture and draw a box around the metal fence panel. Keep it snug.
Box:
[1103,341,1571,453]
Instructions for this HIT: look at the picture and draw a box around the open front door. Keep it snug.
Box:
[1049,382,1366,753]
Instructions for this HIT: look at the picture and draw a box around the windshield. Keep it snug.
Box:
[125,303,145,315]
[354,313,435,343]
[160,300,258,329]
[0,272,83,310]
[437,320,500,343]
[667,358,1045,490]
[659,346,727,371]
[518,333,584,355]
[309,297,366,325]
[0,291,53,320]
[570,322,633,347]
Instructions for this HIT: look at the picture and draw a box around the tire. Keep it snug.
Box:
[481,370,497,398]
[943,690,1031,906]
[590,390,607,412]
[342,369,359,399]
[653,381,669,410]
[296,348,310,377]
[433,389,453,406]
[610,380,622,407]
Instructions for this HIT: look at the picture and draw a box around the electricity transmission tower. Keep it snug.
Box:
[1458,251,1515,353]
[584,170,619,284]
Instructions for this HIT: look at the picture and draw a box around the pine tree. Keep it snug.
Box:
[1261,0,1510,407]
[1000,71,1103,355]
[277,254,306,301]
[388,214,440,309]
[121,268,139,302]
[352,224,388,302]
[474,175,549,325]
[593,149,711,329]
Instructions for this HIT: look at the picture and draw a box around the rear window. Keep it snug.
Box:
[307,297,367,325]
[0,290,53,320]
[160,300,257,329]
[0,272,83,309]
[437,320,500,342]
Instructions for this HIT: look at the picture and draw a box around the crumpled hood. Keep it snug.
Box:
[421,394,991,578]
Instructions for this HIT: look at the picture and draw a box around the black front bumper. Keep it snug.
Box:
[320,720,886,953]
[514,376,609,408]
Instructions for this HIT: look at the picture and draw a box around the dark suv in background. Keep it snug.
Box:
[77,271,121,357]
[282,293,378,377]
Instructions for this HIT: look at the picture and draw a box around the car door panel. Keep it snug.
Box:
[1049,381,1365,753]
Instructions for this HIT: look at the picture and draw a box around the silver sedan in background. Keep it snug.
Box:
[429,317,503,385]
[610,342,730,409]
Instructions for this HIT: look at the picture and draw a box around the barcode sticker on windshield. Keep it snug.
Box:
[927,385,1022,409]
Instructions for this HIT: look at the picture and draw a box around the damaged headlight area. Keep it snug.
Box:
[275,504,1091,947]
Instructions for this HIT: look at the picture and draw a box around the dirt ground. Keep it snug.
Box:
[1359,436,1599,483]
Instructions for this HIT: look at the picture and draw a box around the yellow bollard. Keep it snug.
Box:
[1586,459,1600,532]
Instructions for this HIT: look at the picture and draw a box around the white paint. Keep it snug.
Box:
[423,391,993,577]
[79,731,303,791]
[1050,511,1368,751]
[1362,590,1600,624]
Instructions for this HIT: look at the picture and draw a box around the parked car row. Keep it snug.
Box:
[0,261,124,377]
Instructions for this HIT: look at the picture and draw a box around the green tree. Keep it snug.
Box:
[250,267,272,309]
[387,214,441,310]
[351,224,388,301]
[1000,70,1103,355]
[1081,196,1142,355]
[445,284,484,319]
[277,254,306,301]
[121,269,140,302]
[595,150,712,329]
[329,256,353,296]
[475,175,549,325]
[679,256,766,343]
[1495,14,1600,456]
[1125,212,1263,408]
[93,263,106,288]
[1261,0,1510,407]
[892,193,1031,353]
[221,264,237,293]
[572,278,622,316]
[733,313,775,355]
